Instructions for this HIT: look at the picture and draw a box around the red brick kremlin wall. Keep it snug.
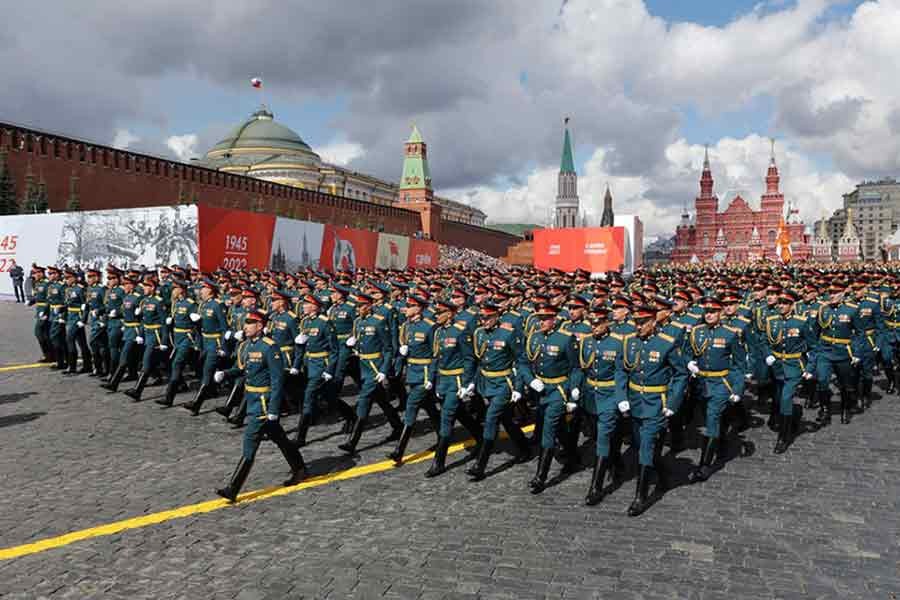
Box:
[0,121,520,256]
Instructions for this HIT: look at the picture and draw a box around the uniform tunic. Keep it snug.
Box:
[761,311,817,416]
[399,316,438,427]
[579,332,626,458]
[520,325,580,449]
[686,323,745,438]
[473,322,522,441]
[434,319,476,437]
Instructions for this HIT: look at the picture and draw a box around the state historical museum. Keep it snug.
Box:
[671,145,810,263]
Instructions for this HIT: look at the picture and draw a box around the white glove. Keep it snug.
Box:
[295,333,308,345]
[91,309,98,318]
[571,388,581,401]
[687,360,700,375]
[57,318,65,324]
[216,349,226,357]
[765,355,776,366]
[135,336,144,345]
[729,394,741,404]
[663,408,674,417]
[134,307,141,316]
[322,372,333,381]
[618,400,630,414]
[234,330,244,341]
[165,317,172,325]
[345,336,357,347]
[213,370,225,383]
[189,312,201,322]
[464,382,475,398]
[289,367,299,376]
[511,391,522,403]
[565,402,577,413]
[850,357,860,366]
[38,311,45,319]
[266,413,279,421]
[158,345,169,351]
[802,371,814,380]
[98,323,105,328]
[745,373,752,382]
[224,330,232,341]
[41,315,48,321]
[399,345,409,356]
[424,380,433,390]
[375,372,387,384]
[529,378,545,393]
[873,346,880,353]
[76,321,84,328]
[108,309,117,318]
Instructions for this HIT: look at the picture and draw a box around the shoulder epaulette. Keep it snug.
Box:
[736,315,750,323]
[845,302,859,308]
[319,315,329,321]
[424,318,435,326]
[658,332,675,343]
[738,303,750,310]
[509,310,521,316]
[610,332,624,340]
[557,330,572,337]
[287,310,297,318]
[723,325,740,334]
[373,314,385,320]
[766,314,779,321]
[453,322,466,330]
[262,337,275,346]
[671,321,687,329]
[794,314,808,322]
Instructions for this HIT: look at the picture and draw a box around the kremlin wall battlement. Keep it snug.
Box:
[0,121,520,258]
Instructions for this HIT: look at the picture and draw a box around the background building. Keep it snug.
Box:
[816,178,900,260]
[554,121,580,228]
[671,143,810,263]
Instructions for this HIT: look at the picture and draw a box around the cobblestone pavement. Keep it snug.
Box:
[0,300,898,599]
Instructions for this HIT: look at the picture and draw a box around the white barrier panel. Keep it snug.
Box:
[0,214,66,295]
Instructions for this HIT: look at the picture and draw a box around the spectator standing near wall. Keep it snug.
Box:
[8,259,25,303]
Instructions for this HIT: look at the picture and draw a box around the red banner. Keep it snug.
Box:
[198,204,276,272]
[319,225,378,272]
[407,239,440,268]
[533,227,625,272]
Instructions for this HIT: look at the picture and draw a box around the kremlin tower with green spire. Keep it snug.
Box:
[397,125,440,238]
[555,118,579,228]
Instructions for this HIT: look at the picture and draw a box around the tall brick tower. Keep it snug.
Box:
[600,183,615,227]
[760,139,785,258]
[694,145,719,259]
[555,118,579,228]
[398,125,440,239]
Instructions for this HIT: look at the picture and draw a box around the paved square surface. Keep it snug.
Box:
[0,300,898,599]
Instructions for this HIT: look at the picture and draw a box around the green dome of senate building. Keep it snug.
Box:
[208,106,316,156]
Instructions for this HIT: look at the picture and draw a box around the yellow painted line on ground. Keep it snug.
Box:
[0,423,535,561]
[0,362,50,373]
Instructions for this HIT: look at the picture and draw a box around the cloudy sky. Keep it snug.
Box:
[3,0,896,237]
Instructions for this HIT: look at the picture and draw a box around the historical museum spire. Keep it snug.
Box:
[554,117,579,228]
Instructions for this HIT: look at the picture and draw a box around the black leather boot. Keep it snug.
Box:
[840,389,852,424]
[387,424,413,464]
[817,390,831,426]
[425,436,450,478]
[529,448,554,493]
[215,382,244,419]
[124,371,150,401]
[292,414,311,448]
[885,364,896,395]
[216,457,253,502]
[627,465,652,517]
[689,436,717,483]
[338,417,367,454]
[281,445,307,487]
[584,456,609,506]
[183,384,209,416]
[156,380,177,407]
[228,397,247,428]
[63,352,78,375]
[466,438,494,481]
[774,413,790,454]
[101,364,127,393]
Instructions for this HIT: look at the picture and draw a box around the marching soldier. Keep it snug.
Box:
[291,293,339,447]
[183,279,228,415]
[85,268,109,378]
[520,303,580,494]
[760,289,817,454]
[616,304,687,517]
[579,306,627,505]
[214,308,306,502]
[102,267,126,383]
[466,302,531,481]
[327,284,361,432]
[387,293,441,465]
[852,279,883,410]
[423,298,483,477]
[62,268,91,375]
[157,279,198,407]
[46,266,67,371]
[338,292,403,454]
[816,281,865,425]
[30,265,54,363]
[214,288,257,420]
[102,274,142,392]
[123,277,169,401]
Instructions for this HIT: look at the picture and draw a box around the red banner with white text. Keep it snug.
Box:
[198,204,276,272]
[533,227,625,272]
[407,239,440,268]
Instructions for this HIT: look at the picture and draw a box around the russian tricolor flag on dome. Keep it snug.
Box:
[250,77,262,89]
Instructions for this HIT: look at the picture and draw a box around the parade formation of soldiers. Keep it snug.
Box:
[25,261,899,517]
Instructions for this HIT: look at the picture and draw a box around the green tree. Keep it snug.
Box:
[0,150,18,215]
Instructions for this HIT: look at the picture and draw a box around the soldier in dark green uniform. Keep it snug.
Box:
[338,292,403,454]
[559,294,593,459]
[124,277,169,401]
[761,289,817,453]
[520,303,581,494]
[616,304,687,517]
[580,306,627,505]
[30,265,54,363]
[46,266,68,370]
[327,284,360,433]
[102,267,125,383]
[156,279,198,407]
[84,269,109,378]
[466,302,531,480]
[291,293,339,447]
[183,279,228,415]
[102,274,142,392]
[214,288,256,420]
[214,308,306,502]
[62,268,91,375]
[424,299,483,477]
[815,280,864,425]
[387,293,441,464]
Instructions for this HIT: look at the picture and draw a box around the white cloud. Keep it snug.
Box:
[318,140,365,166]
[112,128,139,149]
[165,133,198,160]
